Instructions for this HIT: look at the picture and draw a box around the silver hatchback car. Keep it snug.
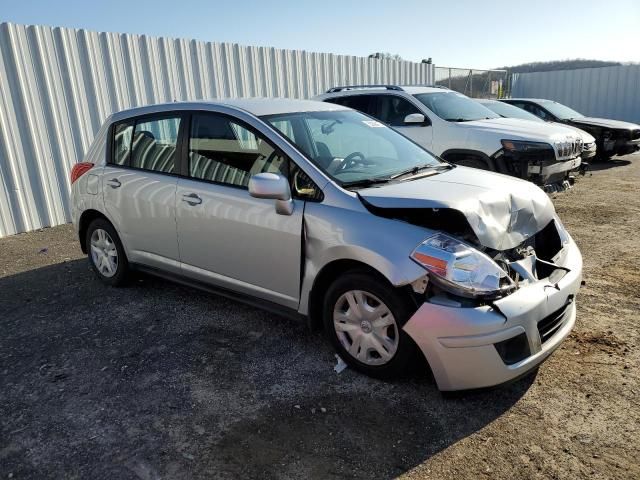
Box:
[70,98,583,391]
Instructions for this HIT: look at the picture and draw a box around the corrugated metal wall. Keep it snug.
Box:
[0,22,434,237]
[511,65,640,124]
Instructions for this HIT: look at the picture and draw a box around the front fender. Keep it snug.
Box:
[298,201,429,315]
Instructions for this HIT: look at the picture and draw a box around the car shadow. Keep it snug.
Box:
[0,260,535,479]
[586,158,632,172]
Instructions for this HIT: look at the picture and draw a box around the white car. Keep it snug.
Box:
[315,85,584,187]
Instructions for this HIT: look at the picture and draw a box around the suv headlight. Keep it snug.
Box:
[501,140,555,161]
[411,233,515,299]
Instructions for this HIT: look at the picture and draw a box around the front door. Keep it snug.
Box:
[175,112,303,309]
[376,95,434,151]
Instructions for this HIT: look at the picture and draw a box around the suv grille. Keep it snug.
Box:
[556,138,583,159]
[537,303,571,344]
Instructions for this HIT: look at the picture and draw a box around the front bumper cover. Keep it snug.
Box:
[403,239,582,391]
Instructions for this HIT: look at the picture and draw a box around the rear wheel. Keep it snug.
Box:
[323,271,418,379]
[86,218,129,286]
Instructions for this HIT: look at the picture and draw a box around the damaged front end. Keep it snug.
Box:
[408,217,572,309]
[356,168,583,390]
[398,212,582,390]
[492,139,582,191]
[361,193,572,309]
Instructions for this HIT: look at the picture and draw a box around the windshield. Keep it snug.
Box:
[481,101,544,122]
[539,101,584,120]
[414,92,500,122]
[262,110,444,187]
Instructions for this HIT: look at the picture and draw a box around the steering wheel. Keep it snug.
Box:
[337,152,367,172]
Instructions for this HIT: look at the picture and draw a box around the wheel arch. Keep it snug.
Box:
[306,258,414,331]
[441,149,498,171]
[78,209,114,253]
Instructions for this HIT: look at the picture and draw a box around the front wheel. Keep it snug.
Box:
[323,271,419,379]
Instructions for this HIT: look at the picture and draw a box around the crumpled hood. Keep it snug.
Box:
[570,117,640,130]
[358,166,555,250]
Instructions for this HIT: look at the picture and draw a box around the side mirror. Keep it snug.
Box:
[248,172,294,215]
[404,113,426,125]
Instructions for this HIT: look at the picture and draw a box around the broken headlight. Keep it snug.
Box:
[411,233,515,299]
[501,140,556,161]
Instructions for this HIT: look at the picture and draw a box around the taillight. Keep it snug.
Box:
[70,162,94,184]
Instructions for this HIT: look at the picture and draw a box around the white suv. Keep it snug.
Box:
[316,85,583,187]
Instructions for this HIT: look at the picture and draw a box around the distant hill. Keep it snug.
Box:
[500,59,623,74]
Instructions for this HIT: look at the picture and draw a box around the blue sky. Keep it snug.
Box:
[2,0,638,69]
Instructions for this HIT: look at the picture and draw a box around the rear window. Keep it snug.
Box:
[111,122,133,166]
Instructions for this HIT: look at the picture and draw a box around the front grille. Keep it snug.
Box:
[556,138,583,159]
[537,303,571,344]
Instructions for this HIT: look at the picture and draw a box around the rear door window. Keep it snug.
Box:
[130,116,181,173]
[326,95,377,117]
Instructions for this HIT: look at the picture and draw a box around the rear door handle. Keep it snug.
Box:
[182,193,202,206]
[106,178,121,188]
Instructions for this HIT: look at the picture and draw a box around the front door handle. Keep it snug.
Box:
[182,193,202,206]
[106,178,121,189]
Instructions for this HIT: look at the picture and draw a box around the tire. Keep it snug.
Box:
[85,218,129,286]
[455,157,489,170]
[323,271,419,379]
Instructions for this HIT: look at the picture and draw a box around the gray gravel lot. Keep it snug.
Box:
[1,155,639,479]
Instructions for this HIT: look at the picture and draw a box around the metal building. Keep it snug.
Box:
[0,22,434,237]
[511,65,640,124]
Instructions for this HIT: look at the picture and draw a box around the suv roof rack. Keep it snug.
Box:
[326,85,404,93]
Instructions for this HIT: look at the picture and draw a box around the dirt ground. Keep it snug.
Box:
[1,155,638,479]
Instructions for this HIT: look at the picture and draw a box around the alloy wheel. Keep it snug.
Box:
[90,228,118,278]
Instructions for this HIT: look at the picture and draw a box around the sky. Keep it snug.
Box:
[1,0,639,69]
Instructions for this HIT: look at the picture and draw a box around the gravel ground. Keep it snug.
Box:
[1,155,638,479]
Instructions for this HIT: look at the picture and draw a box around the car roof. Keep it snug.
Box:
[318,85,452,98]
[398,85,451,95]
[108,97,348,122]
[503,98,551,103]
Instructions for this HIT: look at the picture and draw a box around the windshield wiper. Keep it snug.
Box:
[389,164,437,180]
[341,177,393,189]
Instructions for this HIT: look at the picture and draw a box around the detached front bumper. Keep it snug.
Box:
[528,156,581,179]
[404,239,582,391]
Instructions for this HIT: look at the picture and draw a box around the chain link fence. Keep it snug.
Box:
[434,67,510,99]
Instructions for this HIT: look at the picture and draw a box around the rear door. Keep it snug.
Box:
[103,113,183,272]
[175,112,304,309]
